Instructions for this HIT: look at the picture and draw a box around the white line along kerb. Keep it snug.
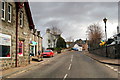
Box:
[113,69,118,72]
[63,74,68,80]
[105,64,114,70]
[68,64,72,70]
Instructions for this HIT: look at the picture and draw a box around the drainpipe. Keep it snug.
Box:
[15,3,19,67]
[37,31,40,51]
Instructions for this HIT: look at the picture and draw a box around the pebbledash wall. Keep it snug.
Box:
[0,1,36,70]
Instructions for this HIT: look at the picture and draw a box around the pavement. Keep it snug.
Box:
[83,51,120,66]
[0,50,120,79]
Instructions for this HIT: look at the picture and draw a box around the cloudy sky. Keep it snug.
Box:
[29,0,119,41]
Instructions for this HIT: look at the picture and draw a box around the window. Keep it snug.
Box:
[1,1,5,20]
[8,4,12,22]
[48,40,50,43]
[18,41,24,56]
[44,50,51,52]
[20,11,23,27]
[0,33,11,58]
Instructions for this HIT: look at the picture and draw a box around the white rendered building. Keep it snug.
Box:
[42,29,57,49]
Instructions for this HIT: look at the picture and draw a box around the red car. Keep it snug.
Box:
[41,50,54,57]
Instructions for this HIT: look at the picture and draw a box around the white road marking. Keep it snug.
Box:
[63,74,68,80]
[71,55,73,62]
[105,64,118,72]
[71,59,73,62]
[113,69,118,72]
[105,64,114,69]
[68,64,72,70]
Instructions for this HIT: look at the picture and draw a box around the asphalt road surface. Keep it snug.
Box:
[7,51,118,79]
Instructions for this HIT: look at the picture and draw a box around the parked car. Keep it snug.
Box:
[41,50,54,57]
[72,48,78,51]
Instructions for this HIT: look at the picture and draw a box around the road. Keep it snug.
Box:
[8,51,118,79]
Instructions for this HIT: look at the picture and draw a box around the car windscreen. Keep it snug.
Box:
[44,50,51,52]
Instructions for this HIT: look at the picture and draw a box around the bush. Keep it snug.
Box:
[54,48,62,53]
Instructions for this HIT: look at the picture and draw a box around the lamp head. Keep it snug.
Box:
[103,18,107,23]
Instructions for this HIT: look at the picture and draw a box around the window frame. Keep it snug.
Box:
[0,33,11,58]
[20,11,24,27]
[1,1,6,20]
[8,3,12,23]
[48,39,50,43]
[18,41,24,56]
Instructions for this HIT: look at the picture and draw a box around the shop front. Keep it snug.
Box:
[30,41,37,56]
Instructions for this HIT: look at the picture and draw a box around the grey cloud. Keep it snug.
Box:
[29,2,118,40]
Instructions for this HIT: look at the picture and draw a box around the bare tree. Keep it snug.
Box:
[50,26,62,35]
[86,24,103,49]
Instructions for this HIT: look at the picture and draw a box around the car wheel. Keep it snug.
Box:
[49,55,52,58]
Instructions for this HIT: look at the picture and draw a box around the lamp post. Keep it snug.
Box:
[103,18,108,57]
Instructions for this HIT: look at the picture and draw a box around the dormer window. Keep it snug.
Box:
[1,1,5,20]
[8,4,12,23]
[20,11,23,27]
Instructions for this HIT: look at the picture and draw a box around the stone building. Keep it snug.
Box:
[37,31,43,53]
[29,29,42,56]
[0,1,36,70]
[82,42,88,51]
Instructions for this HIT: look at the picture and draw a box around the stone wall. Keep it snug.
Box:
[1,2,16,70]
[89,44,120,59]
[0,2,32,70]
[17,5,31,67]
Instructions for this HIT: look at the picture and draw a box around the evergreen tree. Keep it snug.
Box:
[56,36,66,48]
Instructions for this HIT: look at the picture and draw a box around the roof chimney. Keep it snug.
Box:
[46,28,50,33]
[117,26,119,34]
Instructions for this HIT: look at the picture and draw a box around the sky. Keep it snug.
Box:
[29,0,119,41]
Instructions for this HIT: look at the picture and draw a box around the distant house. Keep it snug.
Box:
[74,39,88,51]
[66,42,75,48]
[42,29,57,49]
[73,44,82,51]
[42,28,66,49]
[81,41,88,51]
[110,26,120,45]
[113,33,120,44]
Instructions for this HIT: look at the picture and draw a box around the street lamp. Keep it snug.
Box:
[103,18,108,57]
[103,18,107,40]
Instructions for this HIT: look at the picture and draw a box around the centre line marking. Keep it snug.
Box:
[71,58,73,62]
[63,74,68,80]
[68,64,72,70]
[71,55,73,62]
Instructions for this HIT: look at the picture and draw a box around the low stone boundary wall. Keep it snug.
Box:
[89,44,120,58]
